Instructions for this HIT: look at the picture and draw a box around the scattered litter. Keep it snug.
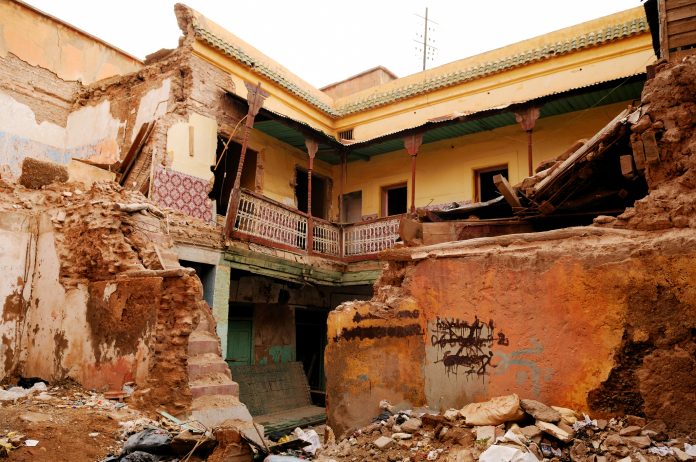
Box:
[572,413,598,431]
[649,446,674,456]
[685,443,696,457]
[24,439,39,447]
[0,382,47,401]
[293,427,321,455]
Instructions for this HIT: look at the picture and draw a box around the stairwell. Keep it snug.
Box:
[187,305,254,429]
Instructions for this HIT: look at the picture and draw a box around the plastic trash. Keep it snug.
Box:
[24,440,39,447]
[480,444,539,462]
[572,414,598,431]
[0,382,47,401]
[649,447,674,456]
[685,443,696,457]
[264,456,307,462]
[292,427,321,455]
[123,429,171,455]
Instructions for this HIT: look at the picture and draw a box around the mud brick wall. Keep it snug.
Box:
[326,228,696,436]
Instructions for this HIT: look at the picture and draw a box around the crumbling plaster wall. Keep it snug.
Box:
[0,0,141,84]
[0,211,34,379]
[0,52,126,178]
[326,229,696,436]
[0,177,218,415]
[0,0,143,178]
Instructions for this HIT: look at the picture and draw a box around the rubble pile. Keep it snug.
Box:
[317,394,696,462]
[0,380,252,461]
[602,55,696,230]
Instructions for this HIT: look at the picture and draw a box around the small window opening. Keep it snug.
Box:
[381,182,408,217]
[338,129,354,141]
[475,165,508,202]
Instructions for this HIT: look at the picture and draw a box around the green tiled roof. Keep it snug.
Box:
[192,23,340,117]
[192,16,648,118]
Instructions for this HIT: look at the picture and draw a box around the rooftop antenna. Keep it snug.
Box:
[414,7,438,71]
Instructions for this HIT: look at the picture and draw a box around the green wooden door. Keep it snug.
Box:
[226,320,252,366]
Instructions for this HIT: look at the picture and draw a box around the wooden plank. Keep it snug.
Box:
[667,16,696,35]
[493,174,522,208]
[119,121,154,186]
[669,29,696,47]
[534,108,629,195]
[667,0,696,10]
[660,0,670,59]
[666,4,696,22]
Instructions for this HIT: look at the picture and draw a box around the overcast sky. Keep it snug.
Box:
[27,0,643,88]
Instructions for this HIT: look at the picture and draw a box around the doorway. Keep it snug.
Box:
[295,167,330,219]
[475,165,508,202]
[341,190,362,223]
[381,182,407,217]
[210,135,257,215]
[226,302,254,367]
[295,308,328,399]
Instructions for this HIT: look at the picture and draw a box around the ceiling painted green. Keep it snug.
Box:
[253,79,644,165]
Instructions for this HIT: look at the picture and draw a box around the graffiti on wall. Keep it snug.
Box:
[430,316,509,377]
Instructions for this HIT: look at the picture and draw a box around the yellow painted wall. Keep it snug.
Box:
[248,129,335,216]
[167,113,218,181]
[0,0,142,83]
[334,101,629,217]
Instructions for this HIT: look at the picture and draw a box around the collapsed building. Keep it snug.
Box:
[1,0,696,448]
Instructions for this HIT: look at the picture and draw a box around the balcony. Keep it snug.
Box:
[232,189,401,261]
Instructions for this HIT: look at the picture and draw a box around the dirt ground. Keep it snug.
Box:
[0,382,165,461]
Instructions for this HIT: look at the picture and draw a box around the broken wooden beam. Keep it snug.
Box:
[493,174,522,209]
[119,121,156,186]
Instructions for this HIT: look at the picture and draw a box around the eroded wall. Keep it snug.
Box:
[0,178,214,416]
[326,229,696,435]
[0,0,141,84]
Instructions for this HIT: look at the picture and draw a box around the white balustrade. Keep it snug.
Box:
[343,217,401,256]
[312,220,340,256]
[235,191,307,250]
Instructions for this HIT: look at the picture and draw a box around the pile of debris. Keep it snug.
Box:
[0,380,254,461]
[317,394,696,462]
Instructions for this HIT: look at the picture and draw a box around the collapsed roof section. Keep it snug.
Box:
[406,104,651,243]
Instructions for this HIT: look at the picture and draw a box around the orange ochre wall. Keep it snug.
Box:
[325,230,696,435]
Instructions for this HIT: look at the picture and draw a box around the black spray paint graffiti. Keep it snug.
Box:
[430,316,509,377]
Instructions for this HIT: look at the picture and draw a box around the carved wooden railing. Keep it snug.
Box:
[232,189,401,259]
[343,216,402,257]
[312,217,341,257]
[235,190,307,251]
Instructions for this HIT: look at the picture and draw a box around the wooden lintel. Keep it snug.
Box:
[493,174,522,208]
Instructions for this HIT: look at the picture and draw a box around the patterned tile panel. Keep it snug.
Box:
[152,166,213,222]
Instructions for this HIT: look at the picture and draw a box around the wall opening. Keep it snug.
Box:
[226,302,254,367]
[341,190,363,223]
[210,135,257,215]
[475,165,508,202]
[179,260,215,306]
[295,307,328,401]
[295,167,330,219]
[381,182,408,217]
